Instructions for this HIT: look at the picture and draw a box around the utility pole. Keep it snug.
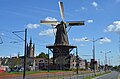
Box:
[12,29,27,79]
[23,29,27,79]
[92,38,96,75]
[85,37,104,76]
[76,47,79,74]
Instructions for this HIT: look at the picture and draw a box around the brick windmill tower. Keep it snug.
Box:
[40,1,84,69]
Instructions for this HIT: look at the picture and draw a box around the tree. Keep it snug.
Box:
[36,52,48,59]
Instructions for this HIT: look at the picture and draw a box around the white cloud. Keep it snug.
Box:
[92,1,98,8]
[45,17,57,21]
[43,17,58,27]
[80,44,86,46]
[27,23,40,29]
[87,19,94,23]
[104,21,120,33]
[39,29,56,36]
[73,37,89,42]
[73,37,111,44]
[81,7,87,10]
[99,37,111,44]
[75,7,87,12]
[1,33,4,36]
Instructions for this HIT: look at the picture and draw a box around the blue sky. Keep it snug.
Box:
[0,0,120,66]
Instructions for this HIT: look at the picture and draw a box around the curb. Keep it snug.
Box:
[92,73,111,79]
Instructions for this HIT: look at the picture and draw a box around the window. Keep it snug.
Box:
[39,60,44,62]
[73,60,74,62]
[73,64,74,67]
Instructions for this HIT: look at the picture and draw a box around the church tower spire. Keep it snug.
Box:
[30,37,32,45]
[26,37,35,58]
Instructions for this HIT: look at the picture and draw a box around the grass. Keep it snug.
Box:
[8,70,83,75]
[9,70,70,74]
[9,71,42,75]
[8,70,75,76]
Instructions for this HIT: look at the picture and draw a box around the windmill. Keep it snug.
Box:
[40,1,84,70]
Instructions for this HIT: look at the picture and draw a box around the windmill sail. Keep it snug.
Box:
[40,20,59,25]
[67,21,85,26]
[58,1,64,21]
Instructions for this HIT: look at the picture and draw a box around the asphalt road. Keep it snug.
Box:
[94,71,119,79]
[62,71,119,79]
[0,72,94,79]
[1,71,119,79]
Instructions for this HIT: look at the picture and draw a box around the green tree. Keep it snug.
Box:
[36,52,48,59]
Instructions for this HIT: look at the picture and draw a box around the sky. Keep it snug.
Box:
[0,0,120,66]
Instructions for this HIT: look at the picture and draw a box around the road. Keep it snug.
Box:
[0,72,94,79]
[0,71,119,79]
[93,71,119,79]
[62,71,119,79]
[0,72,96,79]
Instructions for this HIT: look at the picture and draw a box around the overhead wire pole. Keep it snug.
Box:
[76,47,78,74]
[23,29,27,79]
[12,28,27,79]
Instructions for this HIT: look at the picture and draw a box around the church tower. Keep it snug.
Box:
[27,38,35,58]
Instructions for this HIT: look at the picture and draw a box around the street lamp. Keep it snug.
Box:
[85,37,104,76]
[100,51,111,72]
[108,56,113,70]
[108,56,112,68]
